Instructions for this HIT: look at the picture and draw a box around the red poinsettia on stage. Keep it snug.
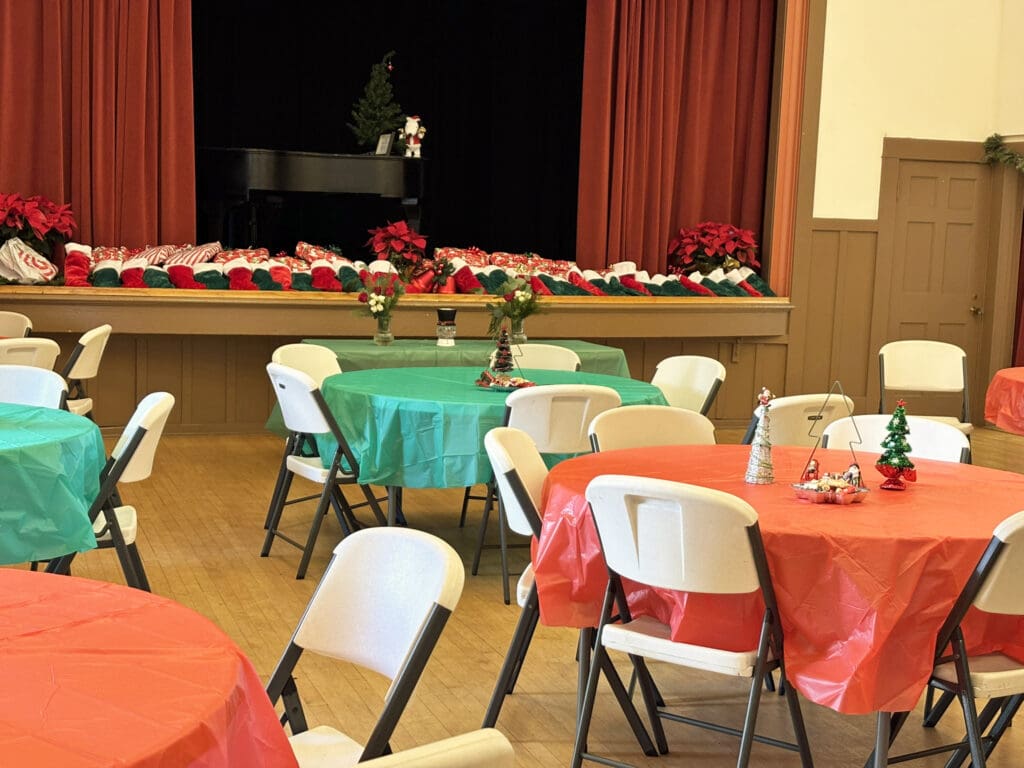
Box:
[666,220,759,275]
[365,220,427,280]
[0,192,77,259]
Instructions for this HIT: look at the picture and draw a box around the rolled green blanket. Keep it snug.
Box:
[339,265,364,292]
[476,271,509,295]
[702,279,747,297]
[91,268,121,287]
[143,268,173,289]
[194,270,230,290]
[253,268,283,291]
[291,272,315,291]
[537,274,589,296]
[745,273,776,296]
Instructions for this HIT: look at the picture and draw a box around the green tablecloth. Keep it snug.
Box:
[301,338,631,377]
[0,403,104,564]
[316,366,668,489]
[264,338,632,436]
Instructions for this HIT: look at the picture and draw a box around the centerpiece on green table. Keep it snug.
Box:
[355,270,405,345]
[486,276,541,344]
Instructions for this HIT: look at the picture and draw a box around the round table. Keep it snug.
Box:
[536,444,1024,715]
[318,366,667,490]
[984,366,1024,435]
[0,402,106,564]
[0,569,297,766]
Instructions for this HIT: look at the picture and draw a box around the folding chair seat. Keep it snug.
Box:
[0,337,60,368]
[0,310,32,338]
[573,475,814,768]
[650,354,726,414]
[742,391,855,446]
[461,343,581,532]
[879,339,973,435]
[266,527,465,767]
[822,414,971,463]
[262,362,386,580]
[60,324,112,417]
[356,729,513,767]
[588,404,716,451]
[0,364,68,408]
[472,384,621,603]
[872,511,1024,767]
[47,392,175,591]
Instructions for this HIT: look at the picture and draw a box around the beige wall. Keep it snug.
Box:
[815,0,1008,219]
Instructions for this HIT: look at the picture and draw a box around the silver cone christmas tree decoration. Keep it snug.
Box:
[745,387,775,484]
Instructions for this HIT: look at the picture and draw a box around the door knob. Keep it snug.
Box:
[969,306,984,316]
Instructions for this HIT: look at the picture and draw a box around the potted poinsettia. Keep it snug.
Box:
[0,192,77,259]
[365,219,427,282]
[666,221,760,275]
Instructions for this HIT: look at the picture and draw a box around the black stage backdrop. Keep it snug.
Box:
[192,1,586,260]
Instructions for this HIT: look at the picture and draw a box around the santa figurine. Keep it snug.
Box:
[402,115,426,158]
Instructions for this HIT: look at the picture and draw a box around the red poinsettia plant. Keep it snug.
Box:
[666,220,760,275]
[0,192,77,259]
[365,219,427,281]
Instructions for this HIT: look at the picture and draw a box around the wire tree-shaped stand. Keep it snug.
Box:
[491,328,514,373]
[745,388,774,484]
[876,398,918,490]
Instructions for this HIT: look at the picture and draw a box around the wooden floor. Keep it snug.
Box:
[35,426,1024,766]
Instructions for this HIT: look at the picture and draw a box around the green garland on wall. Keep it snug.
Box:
[984,133,1024,173]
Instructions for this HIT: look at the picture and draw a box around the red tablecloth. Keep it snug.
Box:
[536,444,1024,715]
[0,569,297,767]
[984,367,1024,435]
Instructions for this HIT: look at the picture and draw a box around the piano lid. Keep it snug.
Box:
[197,146,423,200]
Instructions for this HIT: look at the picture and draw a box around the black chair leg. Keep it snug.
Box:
[261,472,295,556]
[295,486,333,580]
[126,542,151,592]
[482,585,539,727]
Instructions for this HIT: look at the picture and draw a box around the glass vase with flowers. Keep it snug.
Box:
[355,270,405,345]
[486,276,541,343]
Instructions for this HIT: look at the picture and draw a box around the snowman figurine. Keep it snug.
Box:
[402,115,426,158]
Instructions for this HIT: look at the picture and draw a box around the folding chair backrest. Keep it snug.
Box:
[359,728,514,767]
[763,393,855,447]
[0,337,60,369]
[823,414,971,463]
[650,355,726,414]
[0,311,32,338]
[271,342,342,386]
[485,427,547,538]
[974,511,1024,616]
[879,340,966,393]
[586,474,760,594]
[491,343,581,372]
[110,392,175,483]
[266,362,334,436]
[294,528,465,684]
[61,324,112,379]
[505,384,621,454]
[589,405,716,452]
[0,364,68,408]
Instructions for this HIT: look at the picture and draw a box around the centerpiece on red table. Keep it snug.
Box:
[365,219,426,283]
[665,220,759,275]
[485,276,541,343]
[875,399,917,490]
[354,269,405,345]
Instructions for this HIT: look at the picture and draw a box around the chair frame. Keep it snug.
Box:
[742,390,855,447]
[0,310,32,338]
[572,476,813,768]
[589,404,716,452]
[878,340,971,426]
[60,324,113,418]
[262,363,387,580]
[870,515,1024,767]
[0,364,68,409]
[822,414,972,464]
[650,355,726,415]
[0,337,60,369]
[265,529,462,763]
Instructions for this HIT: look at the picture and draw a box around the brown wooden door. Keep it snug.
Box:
[888,159,990,416]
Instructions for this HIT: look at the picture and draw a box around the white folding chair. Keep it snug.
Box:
[48,392,175,591]
[481,427,547,727]
[265,527,465,767]
[60,324,112,417]
[573,475,814,768]
[0,337,60,369]
[650,354,726,415]
[0,364,68,408]
[272,342,342,385]
[472,384,621,603]
[589,404,716,451]
[879,340,973,435]
[873,511,1024,768]
[357,729,513,767]
[262,362,387,580]
[823,414,971,463]
[489,342,582,372]
[0,310,32,337]
[742,392,855,447]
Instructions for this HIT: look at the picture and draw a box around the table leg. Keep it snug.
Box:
[873,712,890,768]
[386,486,406,526]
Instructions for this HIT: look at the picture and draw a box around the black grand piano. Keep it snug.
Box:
[196,147,424,255]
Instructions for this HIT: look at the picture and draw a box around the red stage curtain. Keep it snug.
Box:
[0,0,194,248]
[576,0,776,274]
